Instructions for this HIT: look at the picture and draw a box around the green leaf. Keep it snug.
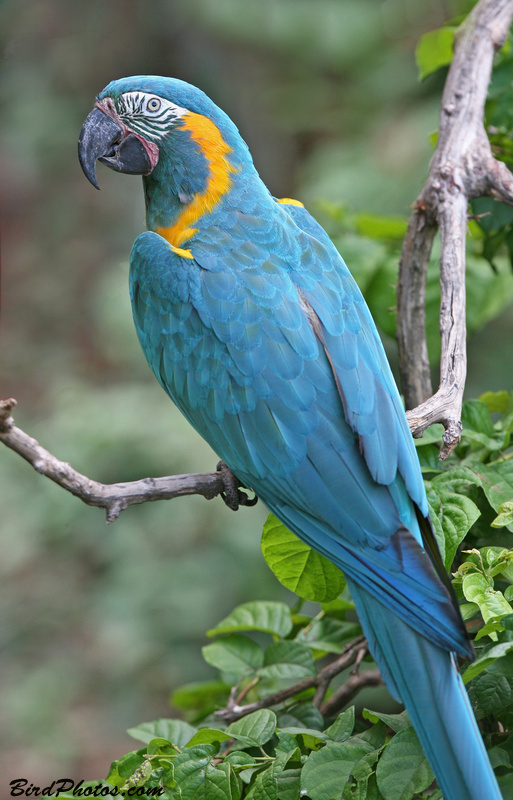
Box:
[426,486,480,569]
[172,744,241,800]
[363,708,411,733]
[461,399,503,450]
[115,749,146,779]
[479,390,512,414]
[146,737,176,755]
[485,546,513,575]
[498,771,513,799]
[171,680,231,719]
[492,501,513,529]
[488,746,511,769]
[279,702,325,732]
[355,213,408,240]
[460,602,480,621]
[207,601,293,639]
[105,760,125,790]
[224,751,258,768]
[463,641,513,683]
[462,572,491,602]
[279,726,330,750]
[475,619,506,642]
[358,720,387,749]
[431,465,483,494]
[428,130,438,149]
[416,27,455,80]
[276,731,301,756]
[462,572,513,624]
[360,772,388,800]
[245,764,278,800]
[470,673,513,716]
[301,740,375,800]
[226,709,277,747]
[351,750,382,799]
[376,727,434,800]
[185,727,233,747]
[261,515,345,603]
[477,459,513,532]
[463,399,497,436]
[324,707,355,742]
[276,767,302,800]
[126,718,197,746]
[275,740,302,769]
[295,616,361,654]
[202,634,264,678]
[258,640,316,681]
[259,662,315,683]
[321,596,355,613]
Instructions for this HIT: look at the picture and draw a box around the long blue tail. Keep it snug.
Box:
[347,578,502,800]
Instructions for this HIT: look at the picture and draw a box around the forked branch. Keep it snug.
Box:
[398,0,513,458]
[215,635,381,724]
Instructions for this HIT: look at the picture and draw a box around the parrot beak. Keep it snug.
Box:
[78,106,152,189]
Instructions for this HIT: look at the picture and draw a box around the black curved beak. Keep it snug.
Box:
[78,107,152,189]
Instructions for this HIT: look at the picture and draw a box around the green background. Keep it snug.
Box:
[1,0,511,786]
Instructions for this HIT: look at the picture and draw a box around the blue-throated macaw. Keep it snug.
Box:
[78,76,502,800]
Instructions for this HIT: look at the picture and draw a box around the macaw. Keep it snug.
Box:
[78,76,502,800]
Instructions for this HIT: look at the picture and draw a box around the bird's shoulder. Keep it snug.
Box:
[129,203,425,514]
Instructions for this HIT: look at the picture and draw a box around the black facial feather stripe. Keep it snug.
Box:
[116,91,187,141]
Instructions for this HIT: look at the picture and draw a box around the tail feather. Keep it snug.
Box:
[347,578,502,800]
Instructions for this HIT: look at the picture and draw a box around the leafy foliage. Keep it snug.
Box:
[47,389,513,799]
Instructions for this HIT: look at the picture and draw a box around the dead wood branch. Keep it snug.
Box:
[398,0,513,459]
[215,636,373,724]
[320,670,383,718]
[0,398,248,522]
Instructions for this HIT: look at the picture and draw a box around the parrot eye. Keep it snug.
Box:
[115,91,188,141]
[146,97,162,113]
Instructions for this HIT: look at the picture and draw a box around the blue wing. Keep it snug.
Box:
[129,202,468,659]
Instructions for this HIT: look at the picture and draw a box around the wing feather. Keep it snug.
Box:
[129,219,468,657]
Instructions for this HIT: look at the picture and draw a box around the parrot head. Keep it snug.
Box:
[78,75,255,235]
[78,76,249,187]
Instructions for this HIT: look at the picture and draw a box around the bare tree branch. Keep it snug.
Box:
[396,218,437,408]
[0,398,253,522]
[320,670,383,718]
[398,0,513,458]
[215,636,371,724]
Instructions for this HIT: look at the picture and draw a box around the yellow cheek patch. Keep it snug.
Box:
[277,197,304,207]
[156,112,237,250]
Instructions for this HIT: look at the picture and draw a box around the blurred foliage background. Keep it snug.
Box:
[1,0,512,787]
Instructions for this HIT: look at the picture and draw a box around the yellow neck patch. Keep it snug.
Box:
[156,112,236,250]
[277,197,304,207]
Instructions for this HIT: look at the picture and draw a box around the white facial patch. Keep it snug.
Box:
[116,91,189,141]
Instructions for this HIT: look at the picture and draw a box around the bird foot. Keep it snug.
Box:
[216,461,258,511]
